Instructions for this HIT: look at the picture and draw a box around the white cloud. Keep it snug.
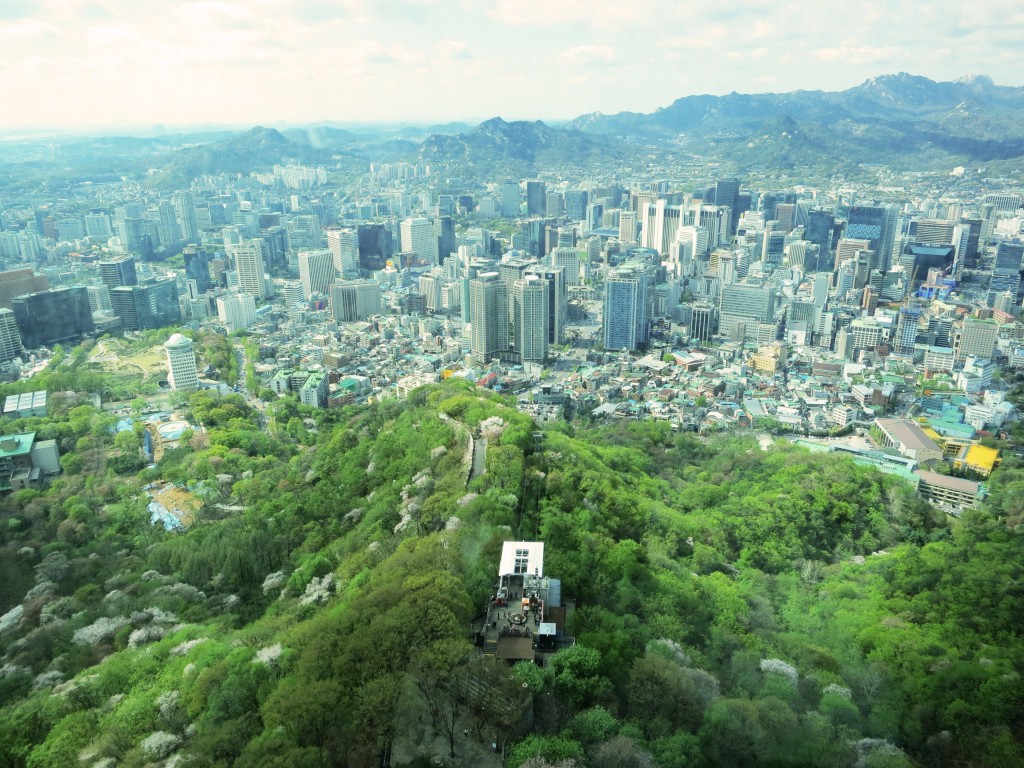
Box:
[814,46,900,65]
[558,44,615,64]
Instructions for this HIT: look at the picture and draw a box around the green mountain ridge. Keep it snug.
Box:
[1,371,1022,767]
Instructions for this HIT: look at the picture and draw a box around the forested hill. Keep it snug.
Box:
[0,378,1022,767]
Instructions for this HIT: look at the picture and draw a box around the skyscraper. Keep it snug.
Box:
[526,181,546,217]
[12,287,95,349]
[603,265,648,351]
[501,180,521,218]
[842,204,898,271]
[549,247,581,287]
[524,264,567,346]
[183,246,211,294]
[513,276,549,362]
[326,229,360,277]
[0,308,23,363]
[470,272,508,364]
[715,179,740,236]
[330,280,382,322]
[217,293,257,333]
[298,249,336,298]
[400,217,439,264]
[109,279,181,331]
[164,333,198,390]
[232,241,267,299]
[99,255,138,289]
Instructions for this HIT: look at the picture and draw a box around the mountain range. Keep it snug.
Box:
[3,73,1024,192]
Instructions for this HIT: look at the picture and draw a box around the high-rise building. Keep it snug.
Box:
[86,284,111,313]
[564,190,588,222]
[0,269,48,310]
[173,192,198,241]
[435,215,456,264]
[157,201,181,248]
[84,213,113,239]
[12,287,95,349]
[330,280,382,322]
[513,276,549,362]
[524,264,567,346]
[356,223,391,272]
[298,249,336,299]
[326,228,360,277]
[469,272,508,363]
[955,317,998,361]
[842,204,898,271]
[0,308,23,363]
[400,217,439,264]
[603,265,649,351]
[217,293,257,333]
[715,179,741,235]
[109,279,181,331]
[164,333,198,390]
[719,284,775,341]
[526,181,546,216]
[549,247,581,287]
[501,180,521,218]
[640,201,683,256]
[893,306,922,354]
[99,255,138,289]
[232,241,267,299]
[183,246,211,294]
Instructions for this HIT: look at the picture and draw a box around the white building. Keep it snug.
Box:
[298,248,336,299]
[326,229,359,278]
[217,293,257,333]
[164,333,198,390]
[400,217,439,264]
[231,241,267,299]
[513,276,549,362]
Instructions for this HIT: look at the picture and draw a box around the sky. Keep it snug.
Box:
[1,0,1023,132]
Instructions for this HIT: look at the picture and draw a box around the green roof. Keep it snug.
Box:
[0,432,35,459]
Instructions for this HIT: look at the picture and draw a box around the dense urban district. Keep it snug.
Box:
[0,74,1023,767]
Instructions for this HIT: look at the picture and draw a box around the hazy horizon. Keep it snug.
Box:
[2,0,1023,132]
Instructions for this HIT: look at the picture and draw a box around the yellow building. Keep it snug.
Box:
[953,444,1000,477]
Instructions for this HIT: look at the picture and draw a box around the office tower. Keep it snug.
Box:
[330,280,382,322]
[157,201,181,248]
[603,265,649,351]
[564,190,588,222]
[418,272,443,313]
[955,317,998,361]
[109,279,181,331]
[525,264,567,345]
[99,255,138,289]
[640,201,683,256]
[545,192,563,217]
[298,249,336,299]
[183,246,211,294]
[0,308,23,363]
[805,210,835,265]
[217,293,257,333]
[501,180,521,217]
[513,276,549,361]
[325,229,359,277]
[983,193,1023,214]
[989,240,1024,302]
[893,306,922,354]
[843,204,898,271]
[586,203,604,232]
[173,192,198,241]
[0,269,48,310]
[549,247,581,287]
[400,217,439,264]
[761,231,786,266]
[715,179,740,235]
[689,302,716,344]
[435,215,456,264]
[164,333,198,390]
[84,213,113,239]
[232,241,267,299]
[469,272,508,363]
[286,214,323,251]
[835,238,871,268]
[12,287,95,349]
[719,284,775,340]
[525,181,546,217]
[774,203,796,233]
[86,284,111,313]
[618,210,637,245]
[912,218,956,245]
[355,223,391,272]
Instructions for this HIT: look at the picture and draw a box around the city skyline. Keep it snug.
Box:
[1,0,1023,132]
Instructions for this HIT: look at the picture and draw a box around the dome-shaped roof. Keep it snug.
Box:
[165,333,191,348]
